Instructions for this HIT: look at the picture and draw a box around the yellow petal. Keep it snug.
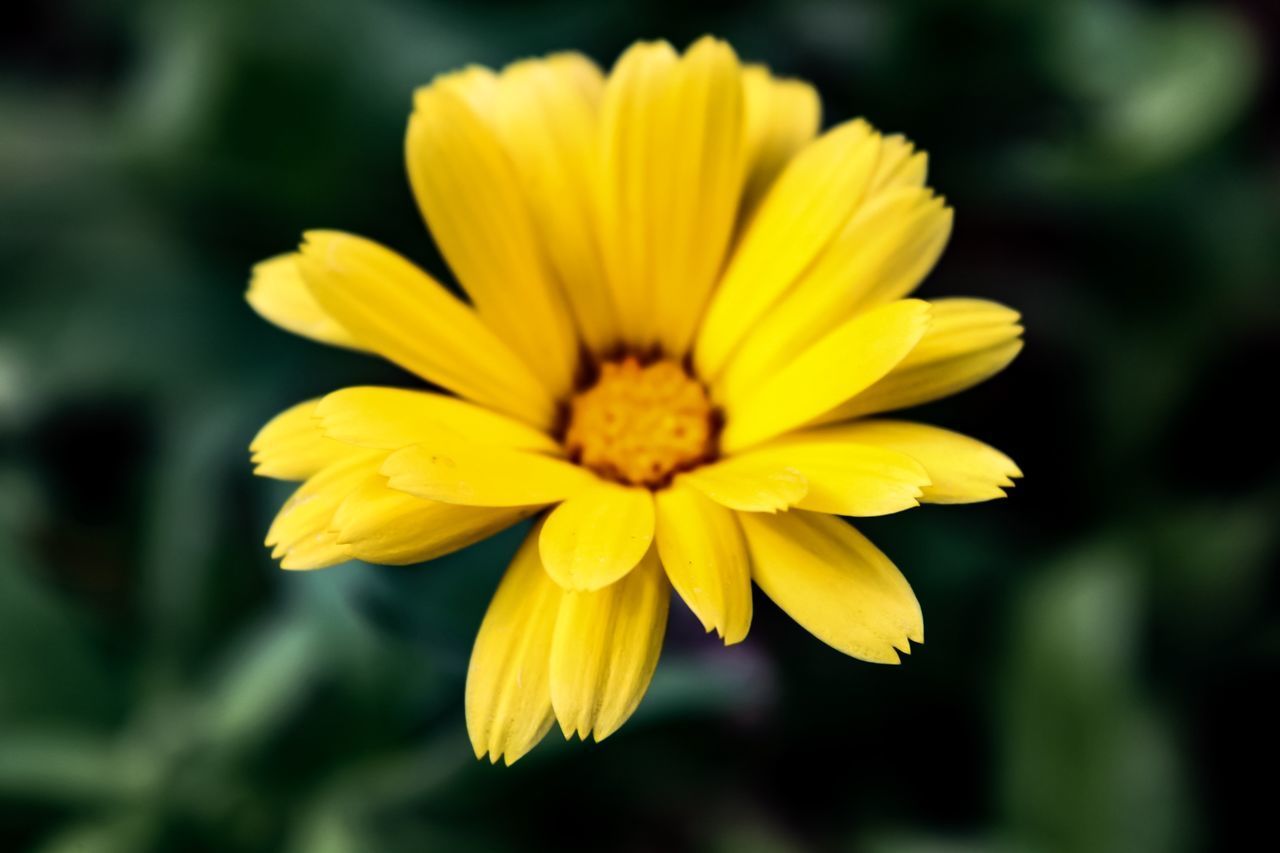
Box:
[466,521,561,765]
[539,482,654,591]
[594,40,679,347]
[430,64,500,113]
[820,298,1023,421]
[739,65,821,221]
[381,440,595,507]
[296,230,556,429]
[550,549,669,741]
[246,254,364,351]
[799,420,1022,503]
[654,483,752,643]
[679,458,808,513]
[720,299,932,452]
[265,451,384,570]
[316,386,559,454]
[694,119,882,380]
[493,54,618,353]
[276,534,350,572]
[597,38,747,353]
[739,511,922,663]
[250,398,351,481]
[333,474,535,565]
[647,37,747,357]
[717,189,951,404]
[723,437,930,516]
[867,134,928,194]
[408,83,578,398]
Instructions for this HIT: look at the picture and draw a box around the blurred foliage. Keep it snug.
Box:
[2,0,1278,851]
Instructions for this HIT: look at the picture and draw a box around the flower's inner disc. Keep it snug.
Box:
[564,356,717,487]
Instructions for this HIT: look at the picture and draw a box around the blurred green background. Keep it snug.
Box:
[3,0,1277,850]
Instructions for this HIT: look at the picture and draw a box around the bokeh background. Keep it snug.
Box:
[3,0,1278,850]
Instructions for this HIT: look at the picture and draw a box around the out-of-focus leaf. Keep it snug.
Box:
[138,401,264,681]
[1001,545,1193,853]
[0,730,153,805]
[285,808,369,853]
[32,811,159,853]
[1021,0,1258,186]
[198,616,323,758]
[0,533,110,724]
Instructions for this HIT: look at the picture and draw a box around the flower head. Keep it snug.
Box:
[247,37,1023,765]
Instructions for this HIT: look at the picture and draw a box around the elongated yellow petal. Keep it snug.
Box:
[739,511,922,663]
[820,298,1023,421]
[265,451,384,570]
[798,420,1022,503]
[250,399,351,481]
[679,458,808,513]
[550,549,669,741]
[647,37,747,357]
[738,65,821,222]
[654,484,752,643]
[493,54,618,352]
[721,299,932,452]
[333,475,535,564]
[246,254,364,351]
[867,134,928,194]
[467,521,561,765]
[595,40,679,346]
[296,231,556,429]
[430,64,500,112]
[276,535,350,572]
[596,37,748,354]
[382,440,595,507]
[538,482,654,591]
[408,84,578,398]
[316,386,559,454]
[724,438,930,516]
[695,119,882,380]
[717,189,951,403]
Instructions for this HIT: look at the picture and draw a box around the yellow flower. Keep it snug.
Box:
[247,37,1023,765]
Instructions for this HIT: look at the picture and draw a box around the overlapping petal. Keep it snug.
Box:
[264,451,383,570]
[246,254,364,351]
[550,549,669,741]
[679,456,808,513]
[739,511,923,663]
[467,521,562,765]
[491,54,617,351]
[296,231,557,429]
[333,476,535,565]
[539,482,655,591]
[720,299,932,451]
[654,484,752,643]
[796,420,1021,503]
[250,398,351,481]
[408,78,578,397]
[739,65,821,221]
[716,189,951,402]
[381,439,595,507]
[316,386,559,454]
[819,298,1023,421]
[695,119,882,379]
[596,37,747,355]
[718,437,931,516]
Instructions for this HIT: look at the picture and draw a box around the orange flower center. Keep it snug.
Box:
[564,356,717,487]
